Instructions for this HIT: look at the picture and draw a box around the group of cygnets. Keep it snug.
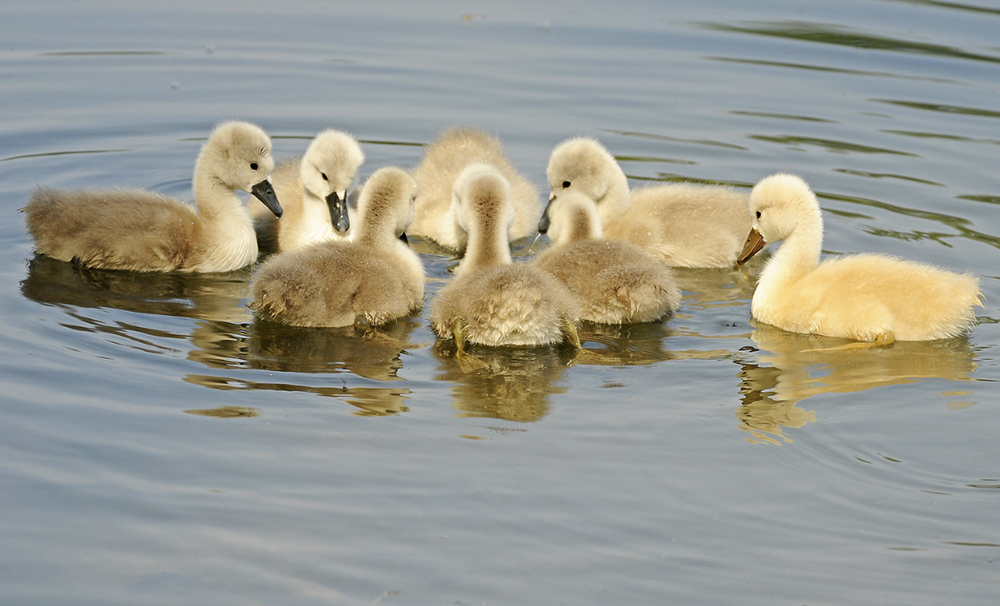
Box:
[23,120,983,354]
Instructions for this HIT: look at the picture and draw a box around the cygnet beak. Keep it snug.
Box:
[537,199,554,234]
[737,228,766,266]
[326,191,350,232]
[252,179,282,219]
[398,232,409,246]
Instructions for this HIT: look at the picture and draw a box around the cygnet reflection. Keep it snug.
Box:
[432,342,575,423]
[735,321,978,445]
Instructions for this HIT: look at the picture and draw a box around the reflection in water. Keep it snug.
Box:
[184,406,259,418]
[432,343,575,423]
[574,322,675,366]
[674,267,757,310]
[184,373,412,417]
[20,254,252,323]
[245,317,420,380]
[735,322,978,445]
[186,317,422,416]
[702,21,1000,65]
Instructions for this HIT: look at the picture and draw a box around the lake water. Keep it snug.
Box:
[2,1,1000,604]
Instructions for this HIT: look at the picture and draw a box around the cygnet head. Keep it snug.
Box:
[544,191,603,246]
[547,136,621,196]
[198,121,282,217]
[451,163,515,237]
[300,129,365,233]
[738,173,823,265]
[354,166,418,244]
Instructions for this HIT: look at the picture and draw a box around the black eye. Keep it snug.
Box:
[562,181,571,188]
[321,173,328,181]
[755,211,761,219]
[250,163,258,171]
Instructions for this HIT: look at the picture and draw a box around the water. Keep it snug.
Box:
[2,1,1000,604]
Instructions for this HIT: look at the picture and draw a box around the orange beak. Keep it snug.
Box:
[737,228,766,266]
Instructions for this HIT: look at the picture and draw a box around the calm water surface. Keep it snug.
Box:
[2,1,1000,604]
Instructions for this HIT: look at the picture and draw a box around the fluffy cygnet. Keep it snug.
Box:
[250,167,424,328]
[409,126,542,250]
[430,165,580,351]
[544,137,750,268]
[737,173,982,344]
[534,192,680,324]
[23,121,282,272]
[252,129,364,252]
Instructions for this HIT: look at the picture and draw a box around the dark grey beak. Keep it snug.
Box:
[252,180,282,218]
[326,191,350,232]
[537,198,554,234]
[399,232,409,246]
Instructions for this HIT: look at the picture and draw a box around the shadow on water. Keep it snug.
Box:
[733,322,978,445]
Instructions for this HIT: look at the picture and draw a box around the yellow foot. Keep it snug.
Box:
[803,331,895,352]
[452,317,468,355]
[561,315,581,349]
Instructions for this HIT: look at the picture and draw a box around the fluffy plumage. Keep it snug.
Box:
[737,173,981,343]
[534,192,680,324]
[429,166,579,349]
[253,129,364,252]
[544,137,750,268]
[23,121,282,273]
[250,167,424,327]
[409,126,541,250]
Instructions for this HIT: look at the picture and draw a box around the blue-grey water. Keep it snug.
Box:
[2,1,1000,604]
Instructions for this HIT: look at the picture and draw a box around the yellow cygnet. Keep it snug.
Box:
[23,121,282,273]
[253,129,364,252]
[737,173,982,344]
[250,167,424,328]
[543,137,750,268]
[409,126,542,250]
[534,191,680,324]
[429,165,580,351]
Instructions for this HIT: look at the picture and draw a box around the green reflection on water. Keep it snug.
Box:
[833,168,944,186]
[749,135,919,156]
[874,99,1000,119]
[2,149,132,162]
[886,0,1000,17]
[702,21,1000,65]
[881,129,1000,146]
[604,129,749,151]
[730,110,837,123]
[705,56,958,83]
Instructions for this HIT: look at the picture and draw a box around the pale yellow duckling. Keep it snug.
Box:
[737,173,982,344]
[249,167,424,328]
[534,191,680,324]
[543,137,750,268]
[253,129,363,252]
[429,165,580,351]
[23,121,282,272]
[409,126,541,250]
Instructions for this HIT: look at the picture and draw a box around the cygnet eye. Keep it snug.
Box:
[756,210,761,219]
[250,163,259,171]
[321,173,328,181]
[562,181,571,188]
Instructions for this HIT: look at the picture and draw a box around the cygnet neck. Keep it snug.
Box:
[552,198,602,246]
[595,162,631,227]
[757,211,824,294]
[462,211,512,274]
[353,193,398,248]
[191,147,246,221]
